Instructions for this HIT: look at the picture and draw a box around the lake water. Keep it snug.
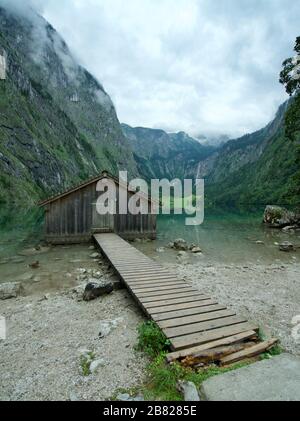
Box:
[137,211,300,265]
[0,208,299,287]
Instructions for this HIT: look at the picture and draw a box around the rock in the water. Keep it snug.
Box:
[174,238,188,251]
[156,247,165,253]
[83,281,113,301]
[191,246,202,253]
[90,358,105,373]
[0,282,24,300]
[255,241,264,245]
[279,241,294,252]
[177,380,200,401]
[89,252,100,259]
[167,242,174,248]
[29,261,39,269]
[282,225,297,233]
[263,206,299,228]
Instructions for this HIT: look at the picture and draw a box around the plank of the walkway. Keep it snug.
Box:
[137,291,201,303]
[149,299,218,315]
[166,330,257,362]
[144,295,210,309]
[132,285,190,294]
[121,271,172,277]
[163,315,247,339]
[122,275,178,282]
[170,322,257,350]
[128,280,184,288]
[133,286,194,295]
[113,264,162,271]
[219,338,278,366]
[152,304,227,322]
[125,276,180,282]
[157,309,236,329]
[121,270,171,276]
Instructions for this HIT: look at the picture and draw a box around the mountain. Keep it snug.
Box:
[123,99,300,207]
[203,100,300,206]
[195,133,230,147]
[0,5,137,208]
[122,124,216,181]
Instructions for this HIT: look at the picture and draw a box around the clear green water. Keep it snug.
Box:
[0,207,299,268]
[140,210,300,265]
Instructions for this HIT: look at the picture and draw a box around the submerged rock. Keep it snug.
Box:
[83,281,113,301]
[191,246,202,253]
[174,238,188,251]
[279,241,294,252]
[0,282,24,300]
[263,206,299,228]
[89,252,100,259]
[282,225,297,233]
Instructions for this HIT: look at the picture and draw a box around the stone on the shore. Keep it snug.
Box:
[98,318,123,338]
[263,205,299,228]
[116,393,130,401]
[83,281,113,301]
[177,380,200,401]
[0,282,24,300]
[200,354,300,401]
[69,391,79,401]
[90,358,105,373]
[116,392,145,401]
[279,241,294,252]
[174,238,188,251]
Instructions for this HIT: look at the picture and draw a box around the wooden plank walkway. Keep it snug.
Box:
[93,233,259,356]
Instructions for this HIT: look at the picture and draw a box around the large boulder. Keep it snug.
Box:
[83,281,113,301]
[0,282,24,300]
[263,206,299,228]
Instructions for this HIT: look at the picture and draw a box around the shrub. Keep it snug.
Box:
[136,321,171,358]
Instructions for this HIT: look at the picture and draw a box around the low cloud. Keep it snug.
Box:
[1,0,298,138]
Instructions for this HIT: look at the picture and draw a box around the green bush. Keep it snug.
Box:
[136,321,171,358]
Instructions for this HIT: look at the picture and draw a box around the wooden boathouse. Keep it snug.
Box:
[39,171,157,244]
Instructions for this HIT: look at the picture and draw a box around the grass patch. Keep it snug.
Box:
[135,321,250,401]
[80,351,95,376]
[136,321,171,358]
[261,343,284,360]
[142,352,250,401]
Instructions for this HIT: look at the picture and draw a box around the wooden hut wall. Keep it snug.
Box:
[45,179,156,243]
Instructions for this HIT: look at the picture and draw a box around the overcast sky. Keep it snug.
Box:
[6,0,300,137]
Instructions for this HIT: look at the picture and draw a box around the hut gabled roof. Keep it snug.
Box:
[39,170,155,207]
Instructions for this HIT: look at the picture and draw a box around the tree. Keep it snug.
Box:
[280,37,300,200]
[280,36,300,96]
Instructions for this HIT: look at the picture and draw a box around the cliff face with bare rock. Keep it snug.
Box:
[0,5,137,208]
